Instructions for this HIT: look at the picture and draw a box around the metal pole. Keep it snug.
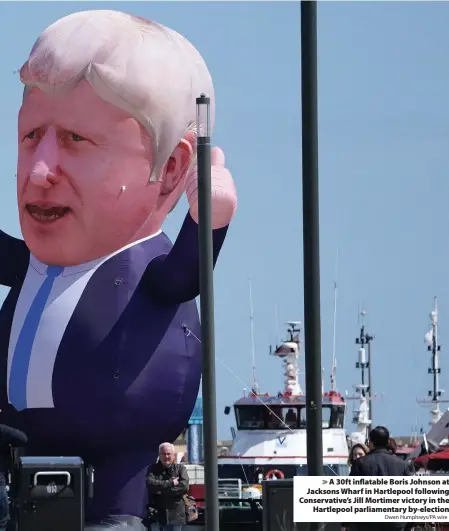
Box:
[367,337,373,425]
[196,94,219,531]
[301,0,323,494]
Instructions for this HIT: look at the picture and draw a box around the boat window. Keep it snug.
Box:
[268,406,302,430]
[323,405,345,428]
[322,406,331,428]
[284,407,299,428]
[299,407,307,427]
[235,406,265,429]
[330,406,345,428]
[234,404,344,430]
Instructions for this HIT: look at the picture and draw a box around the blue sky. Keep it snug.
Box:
[0,1,448,440]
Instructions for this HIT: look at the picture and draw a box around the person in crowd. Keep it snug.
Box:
[348,443,369,469]
[146,442,189,531]
[285,408,298,428]
[267,407,283,430]
[387,437,414,472]
[351,427,411,477]
[342,443,370,530]
[0,424,27,531]
[348,426,412,531]
[387,437,397,454]
[253,467,264,484]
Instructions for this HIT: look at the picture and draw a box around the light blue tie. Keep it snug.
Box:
[9,265,63,411]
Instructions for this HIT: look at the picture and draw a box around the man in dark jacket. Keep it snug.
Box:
[0,423,27,531]
[347,426,411,531]
[146,442,189,531]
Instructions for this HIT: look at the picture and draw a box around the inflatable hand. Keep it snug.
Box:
[186,147,237,229]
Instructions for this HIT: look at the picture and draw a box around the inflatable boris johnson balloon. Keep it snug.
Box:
[0,10,237,529]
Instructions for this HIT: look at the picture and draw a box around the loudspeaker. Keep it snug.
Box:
[12,456,85,531]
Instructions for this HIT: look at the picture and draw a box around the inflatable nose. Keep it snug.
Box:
[30,128,59,188]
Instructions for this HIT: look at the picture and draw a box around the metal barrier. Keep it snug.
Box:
[218,478,242,499]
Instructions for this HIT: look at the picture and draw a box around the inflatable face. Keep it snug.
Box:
[17,8,212,266]
[0,9,237,528]
[18,80,192,266]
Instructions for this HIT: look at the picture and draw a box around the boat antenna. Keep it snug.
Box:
[330,249,339,393]
[248,272,259,395]
[355,309,368,395]
[354,308,372,440]
[422,296,446,425]
[275,303,279,345]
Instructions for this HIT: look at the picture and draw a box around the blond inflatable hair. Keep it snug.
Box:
[19,10,215,181]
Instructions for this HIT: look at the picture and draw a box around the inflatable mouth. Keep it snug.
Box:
[26,204,70,222]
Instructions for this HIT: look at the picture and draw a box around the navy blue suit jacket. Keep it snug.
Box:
[0,213,228,453]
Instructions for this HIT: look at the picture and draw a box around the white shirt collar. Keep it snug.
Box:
[30,230,162,277]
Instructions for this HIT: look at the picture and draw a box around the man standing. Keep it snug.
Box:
[347,426,411,531]
[147,443,189,531]
[0,424,27,531]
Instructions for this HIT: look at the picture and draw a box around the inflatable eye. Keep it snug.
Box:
[24,129,41,141]
[68,132,85,142]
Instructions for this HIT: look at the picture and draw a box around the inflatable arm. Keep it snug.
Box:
[143,213,228,304]
[0,231,29,287]
[144,146,236,305]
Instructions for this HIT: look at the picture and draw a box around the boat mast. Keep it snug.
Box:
[352,309,374,441]
[248,273,259,395]
[275,303,279,346]
[424,297,444,424]
[271,322,302,395]
[330,250,338,393]
[355,310,368,399]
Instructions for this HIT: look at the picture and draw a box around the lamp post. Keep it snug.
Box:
[196,94,219,531]
[301,0,323,509]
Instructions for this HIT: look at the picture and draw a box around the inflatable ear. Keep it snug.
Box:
[160,135,194,197]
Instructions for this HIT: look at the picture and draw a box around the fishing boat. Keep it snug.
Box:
[217,321,350,494]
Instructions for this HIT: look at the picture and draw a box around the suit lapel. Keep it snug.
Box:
[0,286,22,408]
[52,233,172,406]
[0,249,30,411]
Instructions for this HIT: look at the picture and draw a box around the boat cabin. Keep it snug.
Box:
[231,393,345,431]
